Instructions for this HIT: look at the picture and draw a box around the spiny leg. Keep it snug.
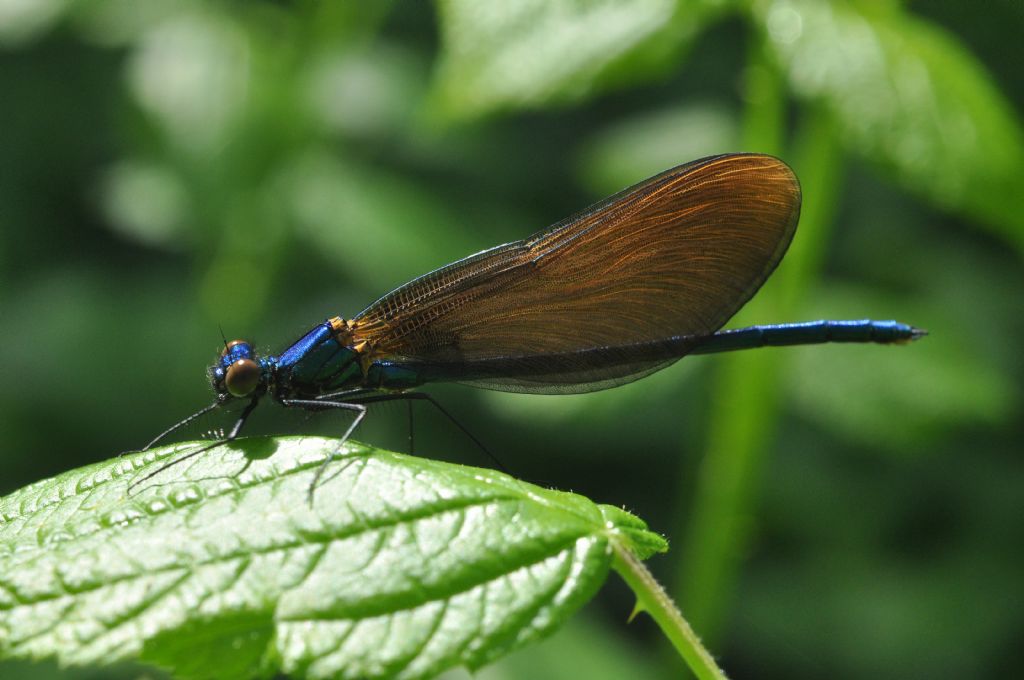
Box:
[135,400,222,453]
[312,387,416,453]
[346,392,508,475]
[316,388,416,455]
[411,393,507,474]
[128,396,260,494]
[280,398,367,504]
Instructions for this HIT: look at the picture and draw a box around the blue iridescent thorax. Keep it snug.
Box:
[271,322,363,398]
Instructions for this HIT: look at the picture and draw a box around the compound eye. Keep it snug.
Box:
[225,358,261,397]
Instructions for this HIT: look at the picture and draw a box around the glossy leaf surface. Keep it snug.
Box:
[0,437,664,680]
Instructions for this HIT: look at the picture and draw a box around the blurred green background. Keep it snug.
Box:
[1,1,1022,679]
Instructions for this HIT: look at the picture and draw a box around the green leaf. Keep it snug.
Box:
[756,0,1024,237]
[0,437,665,680]
[577,102,741,194]
[0,0,68,46]
[430,0,721,120]
[277,151,473,291]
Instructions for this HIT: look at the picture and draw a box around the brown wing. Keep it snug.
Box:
[351,153,800,393]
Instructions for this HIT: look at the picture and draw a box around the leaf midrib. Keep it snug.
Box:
[0,493,599,615]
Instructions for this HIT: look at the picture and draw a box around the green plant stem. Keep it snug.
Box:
[674,25,787,642]
[675,31,845,644]
[611,543,729,680]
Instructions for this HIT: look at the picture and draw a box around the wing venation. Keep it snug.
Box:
[352,153,801,393]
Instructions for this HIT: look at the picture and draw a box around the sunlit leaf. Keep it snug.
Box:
[277,151,476,291]
[128,11,251,153]
[577,102,741,194]
[0,0,68,46]
[431,0,721,120]
[0,437,665,680]
[756,0,1024,237]
[101,160,191,249]
[304,45,426,139]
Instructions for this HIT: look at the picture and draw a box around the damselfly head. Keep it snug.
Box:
[210,339,267,399]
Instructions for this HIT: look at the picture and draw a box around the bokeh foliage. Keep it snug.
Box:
[0,0,1021,679]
